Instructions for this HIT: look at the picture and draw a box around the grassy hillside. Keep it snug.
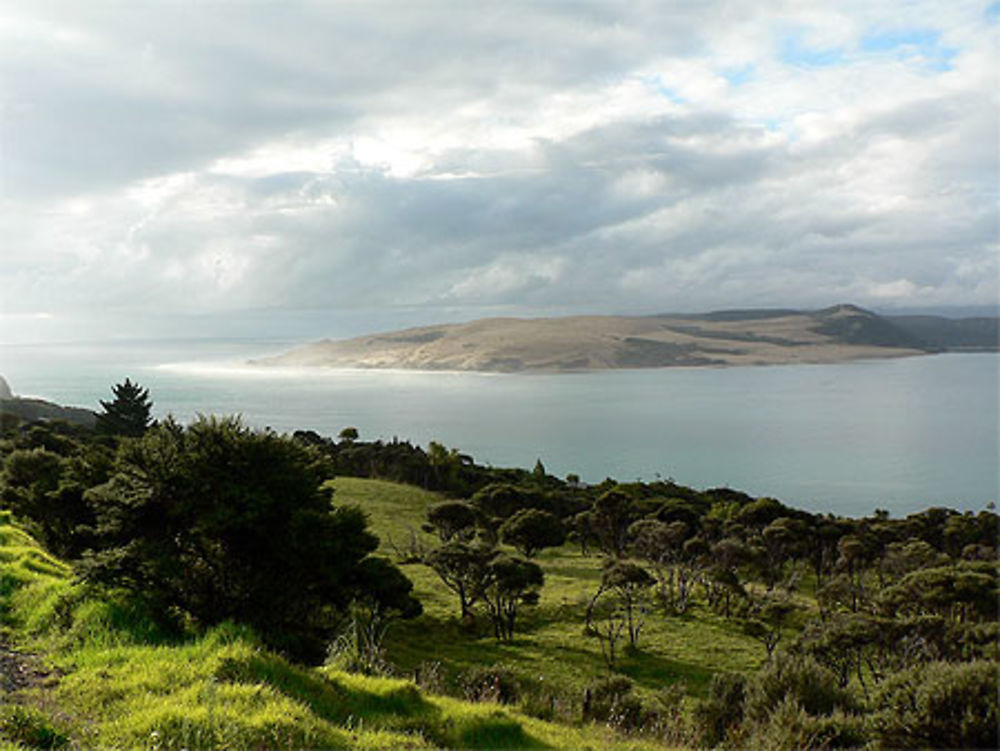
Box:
[332,477,764,704]
[0,509,675,750]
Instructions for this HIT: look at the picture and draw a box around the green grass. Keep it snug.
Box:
[0,506,681,750]
[331,477,765,704]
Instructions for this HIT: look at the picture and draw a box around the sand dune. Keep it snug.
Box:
[252,304,953,373]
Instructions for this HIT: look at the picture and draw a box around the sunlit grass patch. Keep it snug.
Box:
[51,632,435,750]
[328,476,443,556]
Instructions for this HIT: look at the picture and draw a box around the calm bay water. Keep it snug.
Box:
[2,339,997,517]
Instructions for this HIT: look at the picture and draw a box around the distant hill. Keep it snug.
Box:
[254,304,997,374]
[885,315,999,351]
[0,376,97,428]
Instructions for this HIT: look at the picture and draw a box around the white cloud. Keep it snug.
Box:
[0,0,996,338]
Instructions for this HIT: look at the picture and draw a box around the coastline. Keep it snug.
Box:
[248,344,933,375]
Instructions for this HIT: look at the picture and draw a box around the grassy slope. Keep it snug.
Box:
[331,477,764,703]
[0,510,673,750]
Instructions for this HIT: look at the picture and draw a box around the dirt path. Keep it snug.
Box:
[0,640,50,695]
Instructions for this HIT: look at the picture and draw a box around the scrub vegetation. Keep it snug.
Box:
[0,381,995,749]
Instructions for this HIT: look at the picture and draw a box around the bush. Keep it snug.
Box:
[745,652,852,723]
[517,676,563,722]
[582,676,649,731]
[745,698,869,751]
[80,416,416,662]
[871,660,999,749]
[692,672,746,747]
[461,665,520,705]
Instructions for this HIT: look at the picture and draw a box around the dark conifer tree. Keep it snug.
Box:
[96,379,153,437]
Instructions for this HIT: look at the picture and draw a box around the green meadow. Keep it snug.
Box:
[332,477,763,704]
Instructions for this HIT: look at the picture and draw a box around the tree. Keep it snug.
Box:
[760,517,807,590]
[707,536,750,617]
[425,501,479,543]
[482,553,544,640]
[424,541,493,619]
[499,508,566,557]
[338,426,359,443]
[602,561,654,647]
[591,488,636,558]
[627,518,690,611]
[532,459,546,479]
[744,594,796,658]
[96,379,153,437]
[470,483,540,522]
[426,440,460,489]
[81,415,414,661]
[585,562,653,666]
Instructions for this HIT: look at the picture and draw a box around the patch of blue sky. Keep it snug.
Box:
[721,64,754,87]
[987,2,1000,22]
[763,119,781,132]
[657,85,686,104]
[860,28,957,72]
[638,74,687,104]
[778,31,845,68]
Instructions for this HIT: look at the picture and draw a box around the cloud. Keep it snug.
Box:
[0,0,996,340]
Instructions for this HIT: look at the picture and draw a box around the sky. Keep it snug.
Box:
[1,0,997,344]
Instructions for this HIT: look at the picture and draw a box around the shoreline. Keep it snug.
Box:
[248,345,945,375]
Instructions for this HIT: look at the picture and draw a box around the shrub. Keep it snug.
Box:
[411,661,445,695]
[582,676,650,730]
[745,652,852,723]
[692,672,746,747]
[460,665,520,705]
[80,416,416,662]
[871,660,999,749]
[745,699,869,751]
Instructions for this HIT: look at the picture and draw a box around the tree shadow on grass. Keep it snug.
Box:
[615,648,716,696]
[387,613,605,683]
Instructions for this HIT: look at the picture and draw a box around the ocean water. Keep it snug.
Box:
[1,339,997,517]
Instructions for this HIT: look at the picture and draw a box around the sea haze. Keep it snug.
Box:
[2,339,996,518]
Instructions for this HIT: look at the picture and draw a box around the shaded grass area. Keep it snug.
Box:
[0,509,675,750]
[331,478,764,704]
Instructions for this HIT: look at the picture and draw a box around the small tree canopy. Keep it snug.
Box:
[425,500,479,542]
[499,508,567,557]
